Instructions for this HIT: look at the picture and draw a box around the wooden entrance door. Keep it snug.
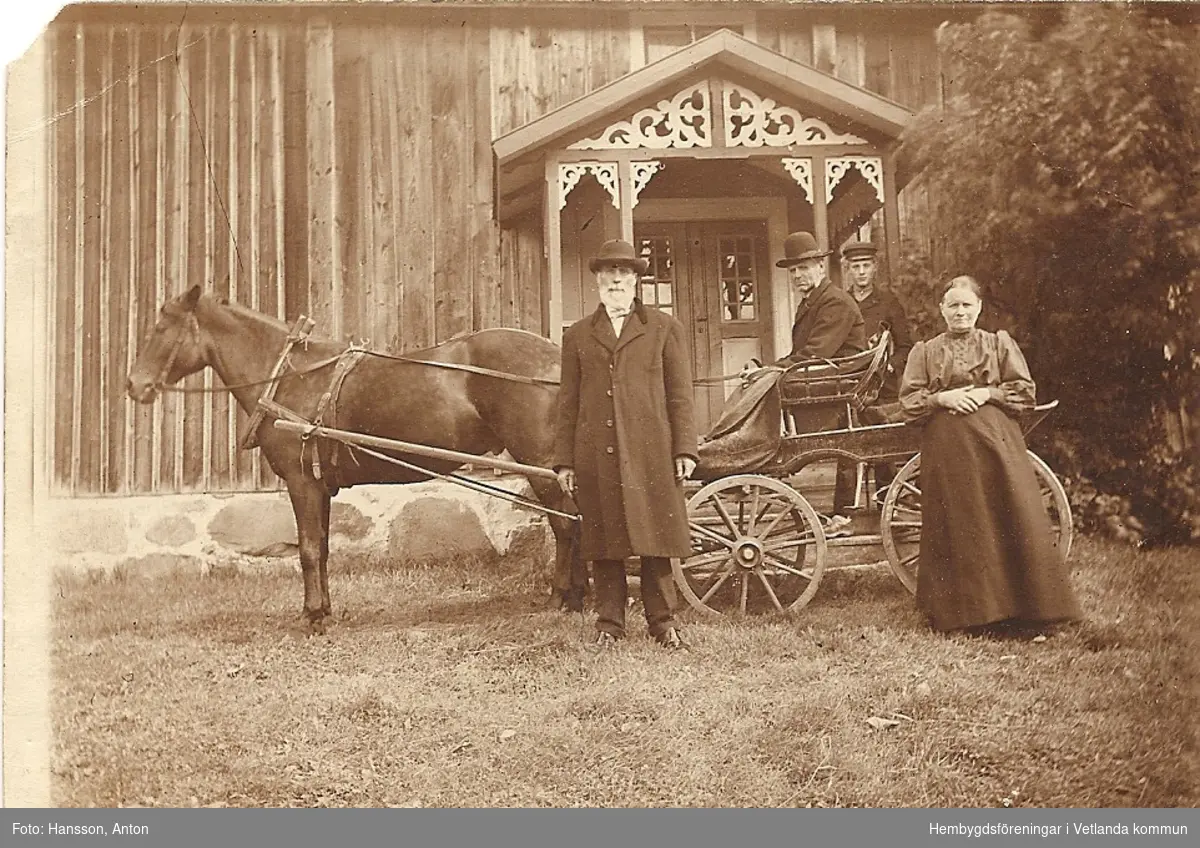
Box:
[636,221,773,435]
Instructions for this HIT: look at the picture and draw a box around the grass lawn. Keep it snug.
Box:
[51,535,1199,808]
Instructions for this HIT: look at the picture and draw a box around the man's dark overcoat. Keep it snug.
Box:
[774,279,866,366]
[554,302,699,561]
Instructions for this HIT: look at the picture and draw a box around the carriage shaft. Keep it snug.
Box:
[272,419,560,481]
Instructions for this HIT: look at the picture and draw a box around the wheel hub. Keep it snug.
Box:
[733,538,764,569]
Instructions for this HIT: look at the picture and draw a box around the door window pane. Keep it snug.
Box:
[719,235,756,321]
[637,236,675,316]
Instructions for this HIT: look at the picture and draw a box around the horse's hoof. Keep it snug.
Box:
[306,614,329,637]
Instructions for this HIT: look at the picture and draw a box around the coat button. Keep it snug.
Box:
[606,389,613,397]
[606,446,614,454]
[606,420,613,427]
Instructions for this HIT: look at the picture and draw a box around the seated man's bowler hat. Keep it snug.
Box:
[589,239,650,275]
[776,231,832,268]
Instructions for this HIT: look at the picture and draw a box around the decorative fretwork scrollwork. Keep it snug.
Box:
[569,85,712,150]
[781,158,814,203]
[825,156,884,203]
[630,160,664,207]
[723,82,867,147]
[558,162,620,209]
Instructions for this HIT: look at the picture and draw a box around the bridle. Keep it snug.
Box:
[149,310,344,395]
[152,311,201,392]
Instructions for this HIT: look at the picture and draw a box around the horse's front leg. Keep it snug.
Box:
[553,512,587,613]
[530,478,587,612]
[319,493,332,619]
[286,477,333,635]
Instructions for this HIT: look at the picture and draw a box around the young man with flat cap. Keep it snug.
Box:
[842,239,911,396]
[554,239,698,650]
[838,239,913,502]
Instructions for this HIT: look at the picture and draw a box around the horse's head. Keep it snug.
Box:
[126,285,209,403]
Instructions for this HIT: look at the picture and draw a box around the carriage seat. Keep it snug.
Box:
[779,330,892,435]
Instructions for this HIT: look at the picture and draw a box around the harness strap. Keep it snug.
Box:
[239,315,316,450]
[307,348,368,483]
[374,354,560,387]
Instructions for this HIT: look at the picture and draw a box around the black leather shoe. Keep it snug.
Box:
[655,627,686,650]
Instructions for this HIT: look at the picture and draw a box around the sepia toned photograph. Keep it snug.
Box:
[3,0,1198,813]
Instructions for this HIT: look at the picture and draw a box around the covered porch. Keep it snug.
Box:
[494,29,915,431]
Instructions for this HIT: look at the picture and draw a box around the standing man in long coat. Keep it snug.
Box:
[555,239,698,650]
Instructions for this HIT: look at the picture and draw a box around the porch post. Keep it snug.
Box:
[881,148,902,284]
[811,153,829,252]
[617,158,634,242]
[545,156,564,343]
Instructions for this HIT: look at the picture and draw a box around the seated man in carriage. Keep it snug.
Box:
[738,231,867,524]
[769,231,867,367]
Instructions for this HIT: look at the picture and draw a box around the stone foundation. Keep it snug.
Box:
[42,475,555,580]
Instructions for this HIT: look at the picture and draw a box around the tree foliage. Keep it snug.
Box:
[901,5,1200,542]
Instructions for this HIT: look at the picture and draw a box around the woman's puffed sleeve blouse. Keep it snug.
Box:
[899,329,1037,423]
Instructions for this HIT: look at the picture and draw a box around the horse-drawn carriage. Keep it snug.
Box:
[127,288,1072,631]
[672,329,1072,617]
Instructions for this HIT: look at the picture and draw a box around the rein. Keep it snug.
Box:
[155,355,346,393]
[361,350,561,387]
[152,312,768,394]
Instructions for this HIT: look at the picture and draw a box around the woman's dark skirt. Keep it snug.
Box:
[917,405,1082,632]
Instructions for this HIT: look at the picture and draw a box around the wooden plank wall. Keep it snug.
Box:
[489,9,631,345]
[489,9,631,138]
[46,5,945,497]
[48,18,294,496]
[46,9,506,496]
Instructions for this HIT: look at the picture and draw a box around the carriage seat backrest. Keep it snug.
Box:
[778,329,892,412]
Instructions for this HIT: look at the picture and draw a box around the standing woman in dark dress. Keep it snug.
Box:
[899,276,1082,633]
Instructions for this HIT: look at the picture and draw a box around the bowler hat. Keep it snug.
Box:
[841,240,878,260]
[589,239,649,275]
[775,231,831,268]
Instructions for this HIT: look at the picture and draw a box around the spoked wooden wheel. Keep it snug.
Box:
[880,450,1075,595]
[674,475,828,616]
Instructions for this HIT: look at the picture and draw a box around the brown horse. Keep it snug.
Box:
[126,285,586,633]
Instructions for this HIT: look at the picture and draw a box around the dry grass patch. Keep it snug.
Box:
[52,537,1198,807]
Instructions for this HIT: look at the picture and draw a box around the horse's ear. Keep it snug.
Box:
[183,285,202,310]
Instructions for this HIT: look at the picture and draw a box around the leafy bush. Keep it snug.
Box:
[901,5,1200,543]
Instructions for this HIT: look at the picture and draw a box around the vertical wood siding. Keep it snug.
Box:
[49,19,299,495]
[47,7,941,497]
[48,10,528,496]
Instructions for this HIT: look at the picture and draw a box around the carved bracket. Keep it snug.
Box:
[780,158,813,203]
[723,82,867,147]
[826,155,884,203]
[569,84,712,150]
[559,162,620,210]
[630,160,663,207]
